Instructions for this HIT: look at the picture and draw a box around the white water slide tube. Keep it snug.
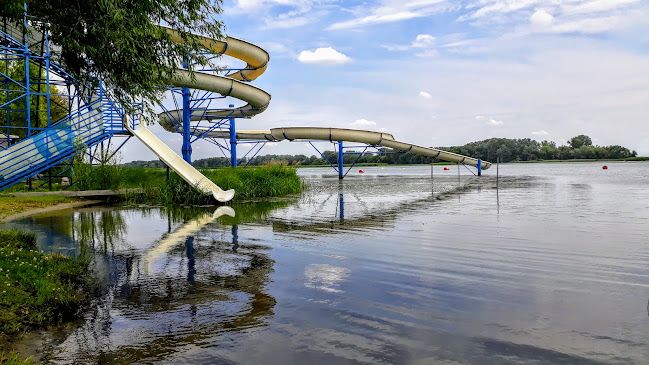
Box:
[195,127,493,170]
[126,28,271,202]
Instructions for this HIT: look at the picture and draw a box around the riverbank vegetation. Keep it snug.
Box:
[0,230,92,344]
[128,165,305,204]
[124,134,640,167]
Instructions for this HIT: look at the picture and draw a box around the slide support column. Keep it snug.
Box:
[477,159,482,176]
[230,104,237,167]
[181,86,192,163]
[338,140,343,179]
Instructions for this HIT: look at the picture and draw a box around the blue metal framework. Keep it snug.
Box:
[0,11,129,191]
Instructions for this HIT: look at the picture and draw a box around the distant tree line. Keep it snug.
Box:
[442,134,636,163]
[122,134,638,168]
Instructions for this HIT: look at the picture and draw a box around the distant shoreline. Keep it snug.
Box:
[294,157,649,168]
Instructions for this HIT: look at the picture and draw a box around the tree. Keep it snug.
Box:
[1,0,225,115]
[0,60,69,137]
[569,135,592,149]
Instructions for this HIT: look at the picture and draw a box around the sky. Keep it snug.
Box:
[120,0,649,162]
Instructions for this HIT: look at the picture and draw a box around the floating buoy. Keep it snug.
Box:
[443,167,449,170]
[358,169,364,173]
[602,165,608,170]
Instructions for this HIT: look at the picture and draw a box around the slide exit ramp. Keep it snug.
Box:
[124,116,235,202]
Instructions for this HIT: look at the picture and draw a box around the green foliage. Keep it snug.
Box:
[0,60,69,138]
[71,142,124,190]
[123,165,304,204]
[442,135,636,163]
[0,230,92,342]
[1,0,225,115]
[569,134,592,149]
[0,351,33,365]
[202,165,305,200]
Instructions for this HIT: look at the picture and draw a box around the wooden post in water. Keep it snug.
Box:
[496,157,499,189]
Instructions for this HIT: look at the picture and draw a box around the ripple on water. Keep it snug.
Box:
[9,162,649,364]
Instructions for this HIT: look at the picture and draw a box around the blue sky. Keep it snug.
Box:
[122,0,649,161]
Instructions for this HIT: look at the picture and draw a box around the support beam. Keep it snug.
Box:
[338,140,343,179]
[229,104,237,167]
[181,86,192,163]
[478,159,482,176]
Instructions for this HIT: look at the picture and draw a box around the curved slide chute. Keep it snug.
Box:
[127,28,272,202]
[195,127,492,170]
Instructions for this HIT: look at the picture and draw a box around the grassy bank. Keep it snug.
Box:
[0,196,78,221]
[126,165,305,204]
[0,230,92,352]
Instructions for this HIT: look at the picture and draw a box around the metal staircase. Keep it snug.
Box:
[1,18,130,191]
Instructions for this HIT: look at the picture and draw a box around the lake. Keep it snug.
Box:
[4,161,649,364]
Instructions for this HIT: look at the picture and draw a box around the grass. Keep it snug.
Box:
[0,196,78,221]
[0,351,33,364]
[124,165,305,204]
[201,165,304,199]
[0,230,92,343]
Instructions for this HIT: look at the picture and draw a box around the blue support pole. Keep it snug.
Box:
[477,159,482,176]
[229,104,236,167]
[45,30,51,127]
[338,140,343,179]
[23,3,31,138]
[181,86,192,163]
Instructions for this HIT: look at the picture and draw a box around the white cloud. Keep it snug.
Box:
[419,91,432,99]
[530,9,554,28]
[383,33,436,52]
[350,118,376,127]
[561,0,640,15]
[413,34,436,48]
[297,47,351,65]
[532,129,549,136]
[477,115,504,126]
[461,0,646,34]
[327,0,449,30]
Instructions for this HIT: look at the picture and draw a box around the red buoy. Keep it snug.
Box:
[602,165,608,170]
[443,167,449,170]
[358,169,364,173]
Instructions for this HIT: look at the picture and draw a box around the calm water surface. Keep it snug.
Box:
[5,162,649,364]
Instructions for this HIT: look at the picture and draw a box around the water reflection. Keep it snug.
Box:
[144,206,235,272]
[9,204,288,364]
[271,176,492,235]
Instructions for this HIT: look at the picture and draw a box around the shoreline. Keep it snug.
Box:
[0,199,105,223]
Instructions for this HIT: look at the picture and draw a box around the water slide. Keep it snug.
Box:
[154,29,491,171]
[125,28,271,202]
[193,127,492,170]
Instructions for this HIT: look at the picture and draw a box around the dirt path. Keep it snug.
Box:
[0,200,104,222]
